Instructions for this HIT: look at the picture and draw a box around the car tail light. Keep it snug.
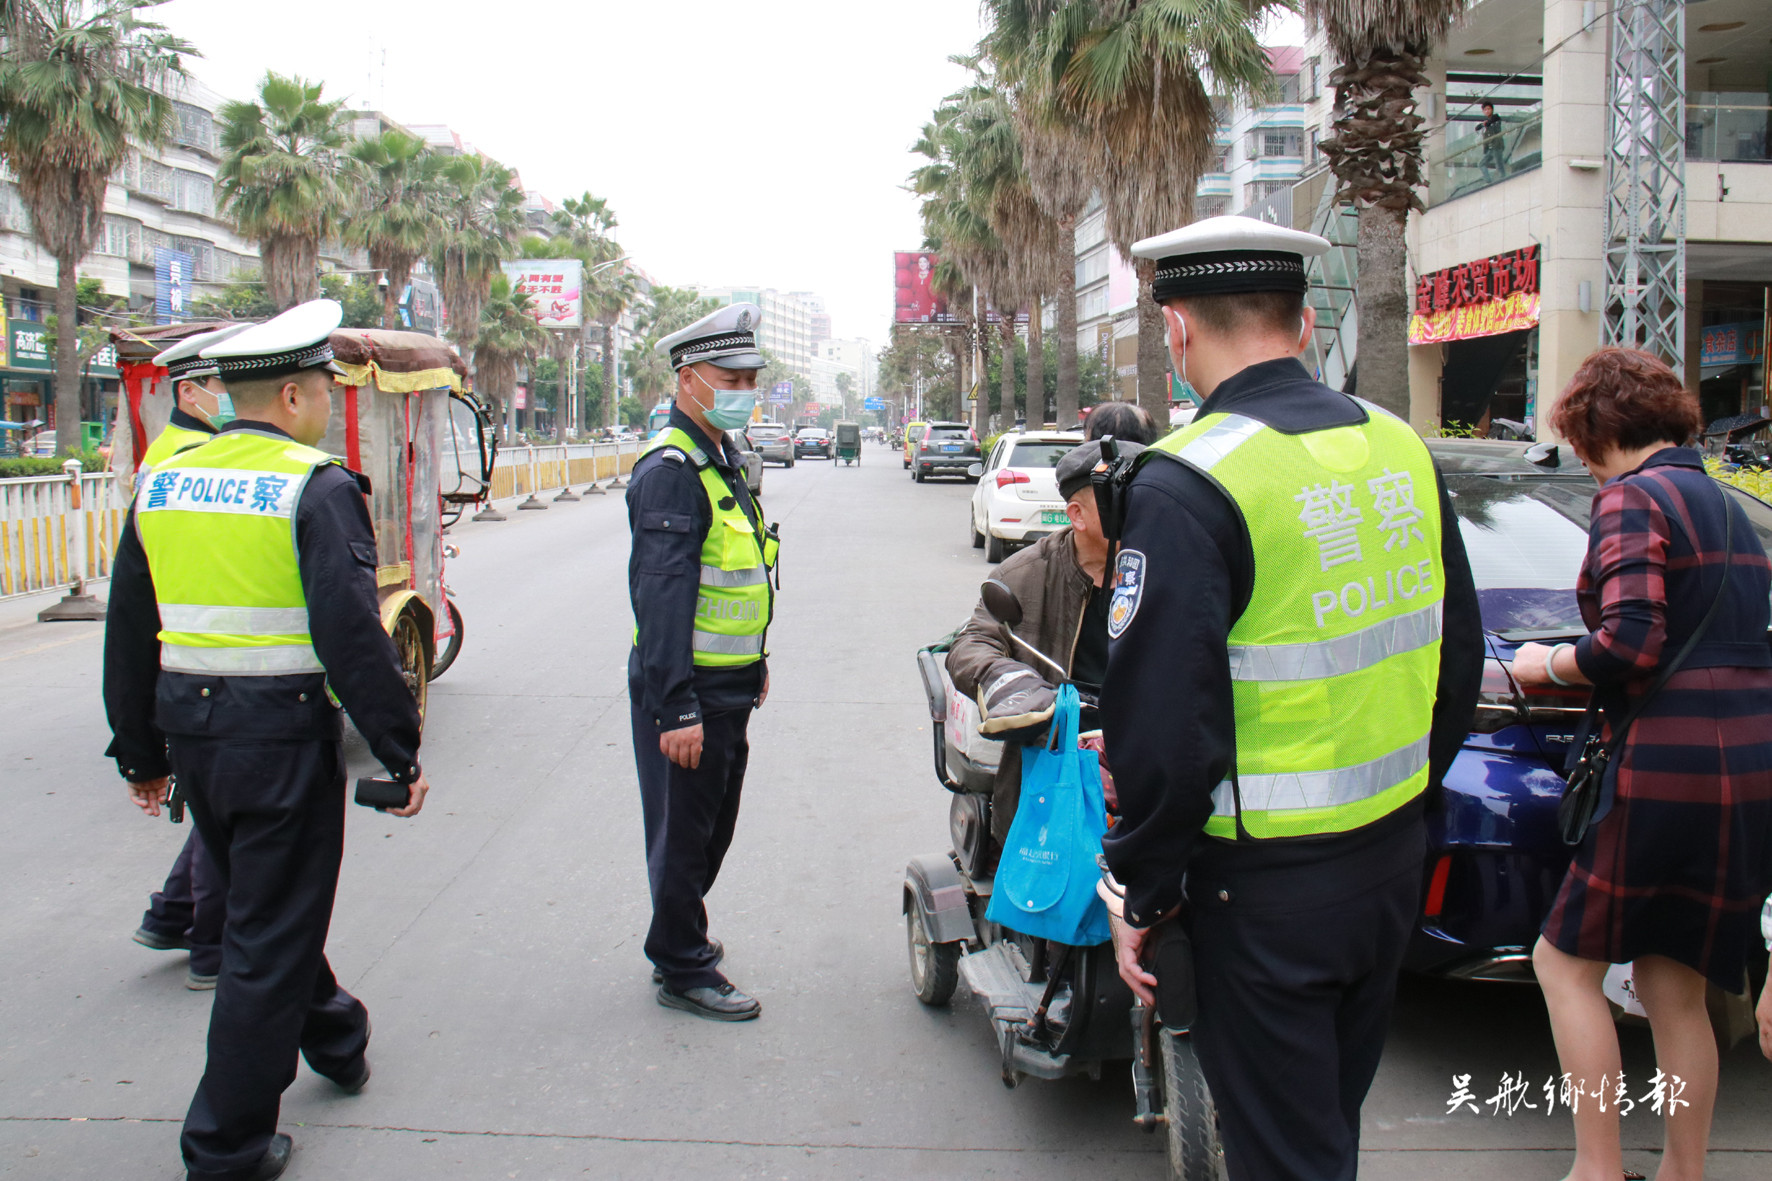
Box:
[1423,853,1452,918]
[995,469,1030,489]
[1471,655,1590,733]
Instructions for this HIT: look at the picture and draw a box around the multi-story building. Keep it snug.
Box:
[693,286,818,376]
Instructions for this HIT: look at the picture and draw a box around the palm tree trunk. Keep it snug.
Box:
[999,317,1016,431]
[1354,205,1410,416]
[1056,239,1079,429]
[1026,303,1045,427]
[52,254,81,455]
[603,321,617,431]
[1135,259,1170,420]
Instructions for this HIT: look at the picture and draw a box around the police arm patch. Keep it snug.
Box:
[1107,548,1146,639]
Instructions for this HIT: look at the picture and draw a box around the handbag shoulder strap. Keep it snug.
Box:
[1591,478,1736,753]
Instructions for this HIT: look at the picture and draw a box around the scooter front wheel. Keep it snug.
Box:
[1161,1031,1225,1180]
[906,895,960,1006]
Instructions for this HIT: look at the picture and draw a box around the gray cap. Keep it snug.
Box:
[1058,439,1144,501]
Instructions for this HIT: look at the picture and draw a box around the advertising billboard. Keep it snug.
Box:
[155,248,194,325]
[501,260,583,329]
[768,381,793,405]
[894,251,951,324]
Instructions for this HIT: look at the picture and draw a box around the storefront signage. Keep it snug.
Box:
[1409,244,1541,344]
[8,319,119,376]
[1699,321,1764,368]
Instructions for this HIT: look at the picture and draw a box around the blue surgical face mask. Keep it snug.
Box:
[692,368,758,431]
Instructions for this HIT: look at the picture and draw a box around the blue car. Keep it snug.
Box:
[1410,439,1772,982]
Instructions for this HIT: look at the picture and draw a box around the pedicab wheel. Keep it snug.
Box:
[428,598,465,681]
[906,894,960,1006]
[1161,1031,1226,1181]
[392,609,430,722]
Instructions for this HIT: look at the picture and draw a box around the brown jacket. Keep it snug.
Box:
[946,527,1094,842]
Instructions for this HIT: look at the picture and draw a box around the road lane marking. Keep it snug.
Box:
[0,628,103,663]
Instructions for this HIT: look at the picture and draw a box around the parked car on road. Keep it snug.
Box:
[1413,438,1772,983]
[727,431,764,497]
[747,421,795,467]
[912,422,980,483]
[968,430,1082,562]
[794,427,832,459]
[902,421,928,468]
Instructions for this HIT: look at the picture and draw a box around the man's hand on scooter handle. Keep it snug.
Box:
[1110,914,1159,1007]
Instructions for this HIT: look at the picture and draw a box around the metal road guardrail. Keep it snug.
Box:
[0,463,125,600]
[488,440,642,501]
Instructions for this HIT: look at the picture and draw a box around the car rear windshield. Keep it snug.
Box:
[1448,474,1772,637]
[751,425,787,438]
[800,429,827,438]
[927,426,970,440]
[908,425,927,440]
[1009,441,1072,468]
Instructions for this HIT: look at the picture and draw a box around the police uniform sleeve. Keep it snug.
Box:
[1428,466,1483,792]
[1099,464,1244,928]
[626,455,707,733]
[297,465,423,781]
[102,506,169,782]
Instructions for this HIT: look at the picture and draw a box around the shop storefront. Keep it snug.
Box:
[1409,244,1542,435]
[2,316,120,437]
[1694,284,1769,429]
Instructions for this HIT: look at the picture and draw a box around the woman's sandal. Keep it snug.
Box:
[1624,1170,1646,1180]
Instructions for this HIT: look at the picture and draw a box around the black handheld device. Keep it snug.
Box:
[354,777,410,811]
[1089,434,1142,544]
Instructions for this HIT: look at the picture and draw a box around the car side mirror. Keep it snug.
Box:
[981,577,1023,628]
[967,462,984,479]
[1524,440,1559,468]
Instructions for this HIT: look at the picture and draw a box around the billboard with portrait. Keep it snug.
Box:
[894,251,951,324]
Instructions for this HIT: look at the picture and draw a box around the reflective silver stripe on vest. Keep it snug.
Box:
[159,604,312,636]
[1171,413,1266,472]
[160,643,326,676]
[1209,733,1430,817]
[1227,602,1442,682]
[691,631,766,656]
[699,564,770,588]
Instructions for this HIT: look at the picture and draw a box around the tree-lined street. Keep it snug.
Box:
[3,457,1767,1178]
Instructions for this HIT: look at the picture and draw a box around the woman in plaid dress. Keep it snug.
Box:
[1513,348,1772,1181]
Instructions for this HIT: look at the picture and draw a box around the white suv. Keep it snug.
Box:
[968,430,1083,562]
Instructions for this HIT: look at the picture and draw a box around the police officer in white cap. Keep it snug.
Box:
[103,299,431,1180]
[124,322,253,990]
[626,303,777,1021]
[1094,217,1483,1180]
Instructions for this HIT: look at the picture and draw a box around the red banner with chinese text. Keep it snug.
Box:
[1409,290,1540,345]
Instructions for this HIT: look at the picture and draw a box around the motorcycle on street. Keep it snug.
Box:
[903,579,1225,1180]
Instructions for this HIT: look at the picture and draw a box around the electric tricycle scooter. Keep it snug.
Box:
[903,578,1224,1180]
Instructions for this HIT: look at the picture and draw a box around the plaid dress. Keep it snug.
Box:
[1541,448,1772,991]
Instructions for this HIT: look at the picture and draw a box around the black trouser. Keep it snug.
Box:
[168,734,370,1181]
[142,828,224,975]
[631,701,751,989]
[1186,845,1422,1181]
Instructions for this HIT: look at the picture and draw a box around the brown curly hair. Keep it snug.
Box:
[1549,347,1701,457]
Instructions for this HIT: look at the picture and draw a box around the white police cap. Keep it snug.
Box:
[1132,216,1330,302]
[655,303,766,371]
[151,323,253,381]
[200,298,349,381]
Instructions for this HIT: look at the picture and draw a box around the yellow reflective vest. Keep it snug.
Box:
[133,419,212,497]
[134,429,336,676]
[1147,400,1446,840]
[639,427,777,669]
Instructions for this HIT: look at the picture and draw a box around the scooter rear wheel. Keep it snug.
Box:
[906,896,960,1006]
[1161,1031,1225,1180]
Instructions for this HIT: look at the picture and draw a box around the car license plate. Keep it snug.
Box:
[1040,509,1067,525]
[943,443,961,452]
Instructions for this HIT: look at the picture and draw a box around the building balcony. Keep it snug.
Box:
[1252,156,1303,182]
[1685,97,1771,163]
[1252,104,1306,129]
[1427,113,1543,206]
[1196,172,1233,198]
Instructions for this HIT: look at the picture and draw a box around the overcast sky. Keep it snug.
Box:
[156,2,1303,348]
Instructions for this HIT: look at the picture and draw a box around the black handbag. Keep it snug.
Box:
[1558,484,1734,846]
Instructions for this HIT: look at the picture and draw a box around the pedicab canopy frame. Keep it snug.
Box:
[110,323,493,720]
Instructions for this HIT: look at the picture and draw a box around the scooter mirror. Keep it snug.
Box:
[967,461,984,479]
[981,577,1023,628]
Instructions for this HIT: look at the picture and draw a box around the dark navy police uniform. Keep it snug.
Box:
[105,421,421,1181]
[627,406,767,990]
[1101,359,1485,1181]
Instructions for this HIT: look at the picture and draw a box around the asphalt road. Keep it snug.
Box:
[1,442,1767,1179]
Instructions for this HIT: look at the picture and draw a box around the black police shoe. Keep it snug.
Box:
[650,938,723,984]
[332,1057,371,1094]
[133,926,189,952]
[189,1132,291,1181]
[657,981,760,1021]
[185,968,218,991]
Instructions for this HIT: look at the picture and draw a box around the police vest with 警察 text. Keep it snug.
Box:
[134,429,337,676]
[133,420,213,497]
[638,427,778,668]
[1145,400,1445,840]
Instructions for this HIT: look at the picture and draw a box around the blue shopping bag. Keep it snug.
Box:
[985,684,1112,946]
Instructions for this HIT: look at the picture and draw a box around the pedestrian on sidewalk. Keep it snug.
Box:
[125,324,252,990]
[1512,347,1772,1181]
[626,304,778,1022]
[104,299,431,1181]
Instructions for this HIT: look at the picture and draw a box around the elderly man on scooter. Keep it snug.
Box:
[947,438,1144,858]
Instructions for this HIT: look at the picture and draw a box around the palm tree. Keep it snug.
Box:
[984,0,1281,421]
[432,153,524,359]
[548,191,630,432]
[624,286,718,404]
[217,72,350,311]
[345,129,441,330]
[475,274,549,442]
[1006,97,1093,428]
[1305,0,1470,416]
[0,0,189,455]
